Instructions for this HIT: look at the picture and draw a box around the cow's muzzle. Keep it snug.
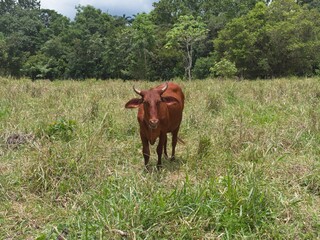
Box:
[149,119,159,129]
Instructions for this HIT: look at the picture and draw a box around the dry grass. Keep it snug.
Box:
[0,77,320,239]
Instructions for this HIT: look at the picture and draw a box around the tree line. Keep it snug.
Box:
[1,0,320,80]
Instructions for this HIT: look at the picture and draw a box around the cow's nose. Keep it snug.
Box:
[149,119,159,128]
[150,119,159,125]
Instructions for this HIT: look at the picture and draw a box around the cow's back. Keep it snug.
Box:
[156,82,184,132]
[156,82,184,108]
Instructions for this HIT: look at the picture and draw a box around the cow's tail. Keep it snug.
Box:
[177,137,185,145]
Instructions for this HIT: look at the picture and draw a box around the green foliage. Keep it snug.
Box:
[40,118,77,142]
[1,0,320,79]
[265,0,320,77]
[193,56,214,79]
[151,0,262,27]
[214,0,320,78]
[151,47,185,80]
[166,15,208,49]
[166,15,208,80]
[210,58,237,78]
[315,63,320,76]
[298,0,320,12]
[22,53,56,80]
[214,2,269,78]
[0,33,7,75]
[64,6,116,79]
[102,28,132,79]
[128,13,156,80]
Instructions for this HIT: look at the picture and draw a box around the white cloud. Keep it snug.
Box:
[41,0,157,19]
[41,1,78,19]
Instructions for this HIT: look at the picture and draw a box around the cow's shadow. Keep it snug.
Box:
[162,156,186,172]
[142,156,186,173]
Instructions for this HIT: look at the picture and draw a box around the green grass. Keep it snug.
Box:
[1,77,320,239]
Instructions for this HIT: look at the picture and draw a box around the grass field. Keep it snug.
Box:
[0,77,320,239]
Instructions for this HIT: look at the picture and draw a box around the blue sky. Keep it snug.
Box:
[41,0,158,19]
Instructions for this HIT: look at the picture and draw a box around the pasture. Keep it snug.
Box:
[0,77,320,239]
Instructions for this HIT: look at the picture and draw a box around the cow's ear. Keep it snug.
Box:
[125,98,143,108]
[162,96,179,106]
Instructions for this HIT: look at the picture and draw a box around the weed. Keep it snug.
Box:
[197,135,212,158]
[89,99,99,121]
[40,118,77,141]
[206,93,223,114]
[0,105,10,121]
[301,164,320,196]
[226,88,238,105]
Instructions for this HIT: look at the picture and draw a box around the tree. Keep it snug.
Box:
[166,15,208,80]
[102,28,131,79]
[214,0,320,78]
[0,33,8,75]
[39,9,70,39]
[214,2,269,78]
[210,58,237,79]
[65,5,116,79]
[151,0,201,26]
[128,13,156,79]
[297,0,320,11]
[150,46,185,80]
[0,0,44,77]
[0,0,40,14]
[266,0,320,76]
[0,0,15,14]
[193,56,215,79]
[17,0,40,10]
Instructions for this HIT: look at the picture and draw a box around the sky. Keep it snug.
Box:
[40,0,158,19]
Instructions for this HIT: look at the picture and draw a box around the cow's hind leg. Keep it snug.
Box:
[171,127,180,160]
[164,134,168,159]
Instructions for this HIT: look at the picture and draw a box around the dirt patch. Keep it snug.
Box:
[5,133,35,149]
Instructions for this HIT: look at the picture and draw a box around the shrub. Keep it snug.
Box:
[41,118,77,142]
[210,58,238,78]
[193,56,215,79]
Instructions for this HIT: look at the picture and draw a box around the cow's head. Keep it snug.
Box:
[125,83,179,129]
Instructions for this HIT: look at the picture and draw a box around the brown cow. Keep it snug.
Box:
[125,82,184,169]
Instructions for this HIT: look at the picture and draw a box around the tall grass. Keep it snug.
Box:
[0,77,319,239]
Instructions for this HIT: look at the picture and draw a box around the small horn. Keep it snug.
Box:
[160,82,168,95]
[133,86,142,96]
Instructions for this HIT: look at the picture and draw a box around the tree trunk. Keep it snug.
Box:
[186,42,192,81]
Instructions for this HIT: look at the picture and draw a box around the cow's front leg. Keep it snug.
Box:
[141,135,150,168]
[156,133,166,170]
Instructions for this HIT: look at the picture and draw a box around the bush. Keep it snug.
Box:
[193,56,215,79]
[40,118,77,142]
[22,53,64,80]
[210,58,237,78]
